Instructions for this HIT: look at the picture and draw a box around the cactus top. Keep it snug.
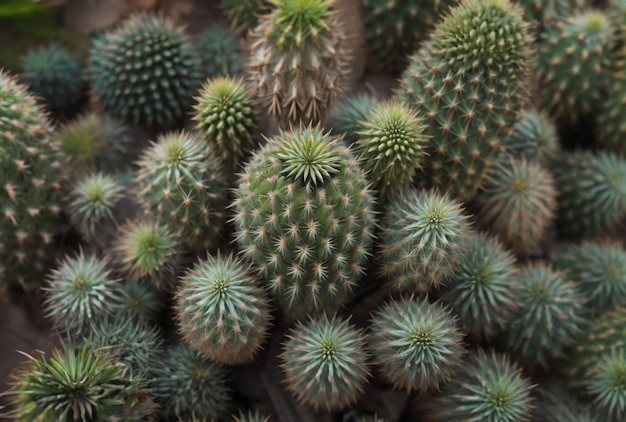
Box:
[266,0,335,49]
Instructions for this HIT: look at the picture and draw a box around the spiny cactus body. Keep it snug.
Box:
[328,93,381,145]
[195,24,243,79]
[503,108,559,165]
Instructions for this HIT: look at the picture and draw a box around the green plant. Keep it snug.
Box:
[367,296,465,393]
[248,0,349,128]
[231,410,272,421]
[279,313,370,412]
[119,281,162,323]
[586,349,626,420]
[396,0,532,201]
[328,93,381,145]
[88,13,201,127]
[175,253,272,365]
[378,188,471,294]
[502,108,559,165]
[219,0,272,33]
[195,24,243,79]
[532,381,597,422]
[193,77,259,172]
[231,125,376,319]
[134,131,229,251]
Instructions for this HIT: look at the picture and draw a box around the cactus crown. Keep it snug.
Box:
[267,0,333,48]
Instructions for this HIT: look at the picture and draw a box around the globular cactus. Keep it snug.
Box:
[88,13,201,127]
[119,281,161,323]
[596,46,626,155]
[134,131,229,251]
[150,343,232,421]
[248,0,350,128]
[502,108,560,165]
[231,410,272,422]
[396,0,533,201]
[531,381,597,422]
[279,313,370,413]
[367,296,465,394]
[193,77,259,172]
[220,0,272,33]
[231,125,376,319]
[195,24,243,79]
[20,44,83,114]
[474,155,557,254]
[0,70,65,292]
[328,93,381,145]
[175,253,272,365]
[585,349,626,421]
[378,188,471,294]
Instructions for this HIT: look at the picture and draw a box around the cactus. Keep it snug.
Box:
[596,46,626,155]
[231,410,272,422]
[0,70,65,292]
[175,253,272,365]
[378,188,471,294]
[279,313,370,413]
[231,125,376,319]
[20,44,83,114]
[220,0,272,33]
[195,24,243,79]
[119,281,162,323]
[396,0,532,200]
[367,296,465,394]
[585,349,626,420]
[328,93,381,145]
[474,155,557,254]
[192,77,259,172]
[150,343,232,421]
[439,232,519,340]
[531,381,597,422]
[88,13,201,127]
[248,0,350,128]
[134,131,229,251]
[502,108,560,165]
[355,100,428,203]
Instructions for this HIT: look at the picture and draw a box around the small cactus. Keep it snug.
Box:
[328,93,381,145]
[502,108,560,165]
[195,24,243,78]
[220,0,272,33]
[586,349,626,420]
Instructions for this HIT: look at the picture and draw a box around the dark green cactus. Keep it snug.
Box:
[503,108,560,165]
[195,24,243,79]
[219,0,272,33]
[328,93,381,145]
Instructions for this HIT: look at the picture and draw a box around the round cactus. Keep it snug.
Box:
[175,253,272,365]
[195,24,243,78]
[231,410,272,422]
[119,281,162,323]
[134,131,229,251]
[503,108,560,165]
[88,13,201,127]
[279,313,370,413]
[150,343,232,421]
[586,349,626,420]
[20,44,83,114]
[378,188,471,294]
[596,47,626,155]
[192,77,259,171]
[368,296,465,394]
[231,125,376,319]
[531,381,596,422]
[220,0,272,33]
[328,93,381,145]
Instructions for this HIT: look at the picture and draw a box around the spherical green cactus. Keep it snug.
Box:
[134,131,229,251]
[220,0,272,33]
[175,253,272,365]
[378,188,471,294]
[532,381,596,422]
[474,155,557,254]
[537,10,614,123]
[231,410,272,422]
[355,100,428,203]
[88,13,201,127]
[231,125,376,319]
[503,108,560,165]
[192,77,259,171]
[248,0,350,128]
[150,343,232,421]
[279,313,370,413]
[20,44,84,114]
[43,251,123,336]
[586,349,626,421]
[119,281,162,323]
[396,0,532,201]
[368,296,465,394]
[422,349,535,421]
[0,70,65,292]
[505,263,586,370]
[551,150,626,239]
[439,232,519,340]
[195,24,243,78]
[328,93,381,145]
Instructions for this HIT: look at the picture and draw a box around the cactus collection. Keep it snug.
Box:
[3,0,626,419]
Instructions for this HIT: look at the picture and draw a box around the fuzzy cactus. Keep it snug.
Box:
[195,24,243,78]
[378,188,471,294]
[396,0,532,200]
[193,77,259,171]
[279,313,370,413]
[231,125,376,319]
[367,296,465,394]
[220,0,272,33]
[175,253,272,365]
[134,131,229,251]
[503,108,560,165]
[248,0,350,128]
[328,93,381,145]
[88,13,201,127]
[474,155,557,254]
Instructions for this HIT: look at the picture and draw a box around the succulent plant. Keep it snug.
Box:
[231,125,376,319]
[248,0,349,128]
[355,100,428,203]
[150,343,232,421]
[279,313,370,413]
[502,108,560,165]
[195,24,243,78]
[193,77,259,171]
[88,13,201,127]
[531,381,597,422]
[505,263,586,370]
[368,296,465,394]
[474,155,557,254]
[220,0,272,33]
[119,281,162,323]
[596,46,626,155]
[231,410,272,422]
[134,131,229,251]
[422,349,535,421]
[175,253,272,365]
[586,348,626,420]
[378,188,471,294]
[20,44,83,114]
[396,0,532,201]
[439,232,519,340]
[328,93,381,145]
